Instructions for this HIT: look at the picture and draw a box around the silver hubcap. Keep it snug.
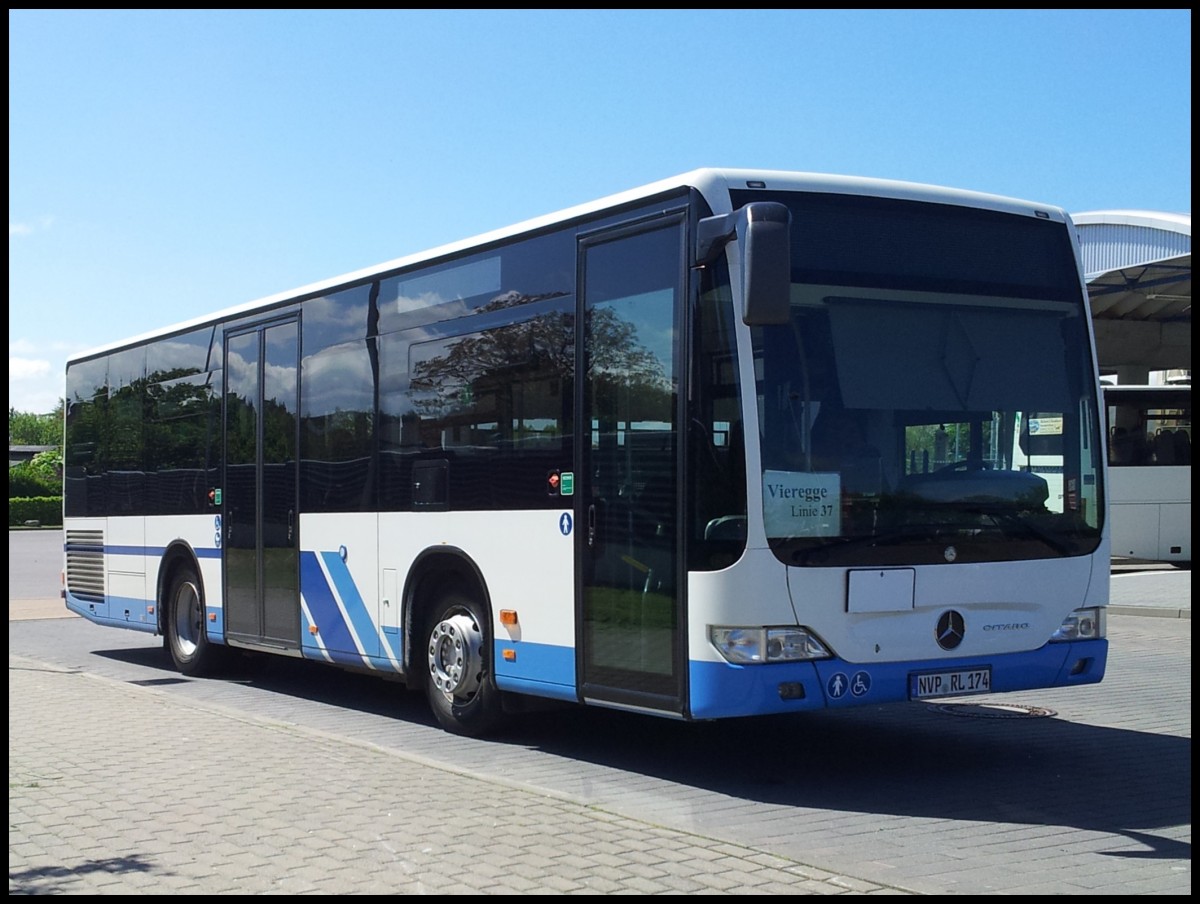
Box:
[428,613,483,700]
[173,581,201,656]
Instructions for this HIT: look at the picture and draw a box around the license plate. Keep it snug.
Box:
[910,667,992,699]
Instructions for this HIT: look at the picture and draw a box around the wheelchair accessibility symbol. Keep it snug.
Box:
[827,670,872,699]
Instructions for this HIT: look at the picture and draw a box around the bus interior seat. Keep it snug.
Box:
[1109,426,1136,464]
[1171,429,1191,465]
[1153,430,1179,465]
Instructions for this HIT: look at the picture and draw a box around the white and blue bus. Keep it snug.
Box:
[63,168,1108,736]
[1104,382,1191,564]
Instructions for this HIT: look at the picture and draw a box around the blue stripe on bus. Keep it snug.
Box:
[64,590,158,633]
[207,605,225,641]
[93,545,221,559]
[381,625,402,662]
[319,550,383,658]
[297,550,402,673]
[313,647,405,673]
[688,638,1108,718]
[299,551,360,659]
[495,640,576,693]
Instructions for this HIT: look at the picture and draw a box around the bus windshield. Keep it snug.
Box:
[739,192,1104,566]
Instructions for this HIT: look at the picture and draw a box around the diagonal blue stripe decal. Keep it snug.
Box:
[381,627,402,663]
[299,551,358,656]
[319,551,379,659]
[299,603,325,658]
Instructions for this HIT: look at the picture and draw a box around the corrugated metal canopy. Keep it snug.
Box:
[1074,211,1191,373]
[1087,252,1191,323]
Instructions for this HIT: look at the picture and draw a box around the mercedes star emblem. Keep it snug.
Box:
[936,610,966,650]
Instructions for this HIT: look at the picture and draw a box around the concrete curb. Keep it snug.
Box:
[1108,605,1191,619]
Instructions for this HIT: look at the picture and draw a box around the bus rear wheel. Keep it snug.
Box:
[164,565,224,677]
[424,590,504,737]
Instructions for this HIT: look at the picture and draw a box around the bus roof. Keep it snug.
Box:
[68,167,1071,364]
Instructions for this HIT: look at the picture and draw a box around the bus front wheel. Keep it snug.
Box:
[164,565,223,677]
[424,590,504,737]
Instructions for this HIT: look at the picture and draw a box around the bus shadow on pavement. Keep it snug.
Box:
[501,698,1192,858]
[92,640,437,726]
[82,629,1190,859]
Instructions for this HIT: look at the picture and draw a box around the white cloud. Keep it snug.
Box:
[9,356,52,380]
[9,338,40,356]
[9,352,64,414]
[9,215,54,237]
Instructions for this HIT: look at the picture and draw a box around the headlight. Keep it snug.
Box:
[709,626,831,664]
[1050,607,1106,642]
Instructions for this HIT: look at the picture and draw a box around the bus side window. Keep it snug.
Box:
[1153,429,1191,466]
[1174,430,1192,465]
[1109,426,1135,465]
[1153,429,1178,465]
[399,412,424,448]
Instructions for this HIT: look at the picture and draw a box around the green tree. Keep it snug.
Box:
[9,401,64,446]
[27,448,63,480]
[9,458,59,496]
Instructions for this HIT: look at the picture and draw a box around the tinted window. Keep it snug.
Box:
[378,301,573,511]
[377,228,573,334]
[300,339,375,512]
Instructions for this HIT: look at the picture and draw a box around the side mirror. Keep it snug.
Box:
[697,201,791,325]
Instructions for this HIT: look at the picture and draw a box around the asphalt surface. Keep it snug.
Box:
[9,530,1191,894]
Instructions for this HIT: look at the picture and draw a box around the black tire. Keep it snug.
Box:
[423,589,505,737]
[164,564,225,677]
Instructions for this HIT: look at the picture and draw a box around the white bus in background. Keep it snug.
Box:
[1103,383,1191,564]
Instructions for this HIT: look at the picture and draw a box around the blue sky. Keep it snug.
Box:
[9,9,1192,414]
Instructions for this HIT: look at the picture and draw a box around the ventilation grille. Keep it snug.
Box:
[65,529,105,602]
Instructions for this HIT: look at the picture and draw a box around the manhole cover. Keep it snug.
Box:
[929,702,1056,719]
